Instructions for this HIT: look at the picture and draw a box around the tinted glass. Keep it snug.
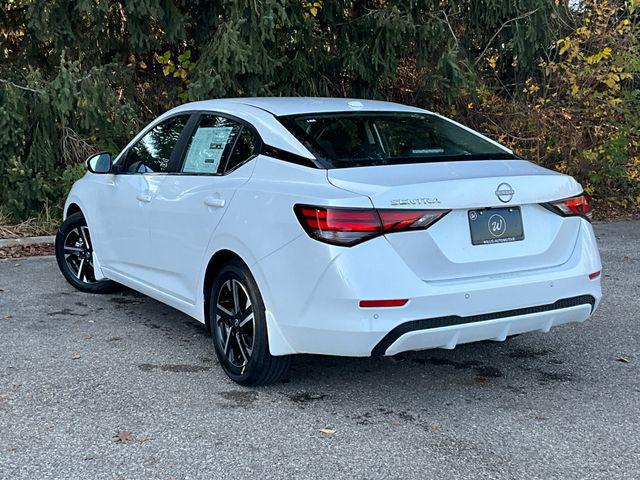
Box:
[126,115,189,173]
[181,115,241,174]
[225,127,258,172]
[280,112,515,168]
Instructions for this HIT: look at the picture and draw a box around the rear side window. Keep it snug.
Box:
[279,112,515,168]
[225,127,258,172]
[181,115,242,174]
[125,115,189,173]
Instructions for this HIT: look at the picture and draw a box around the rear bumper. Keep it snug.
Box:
[374,295,594,356]
[257,220,602,356]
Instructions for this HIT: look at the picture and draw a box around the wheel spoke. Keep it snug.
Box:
[231,280,240,313]
[240,333,253,355]
[64,246,83,253]
[217,303,234,319]
[235,333,249,363]
[76,259,85,279]
[223,326,232,357]
[239,311,253,328]
[80,226,92,251]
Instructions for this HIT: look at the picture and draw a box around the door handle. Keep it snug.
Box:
[136,193,152,203]
[204,196,226,208]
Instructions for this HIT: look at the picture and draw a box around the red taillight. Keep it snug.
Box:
[294,205,450,246]
[378,209,450,232]
[547,194,593,221]
[589,270,601,280]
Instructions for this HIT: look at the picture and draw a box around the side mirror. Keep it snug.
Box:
[86,152,113,174]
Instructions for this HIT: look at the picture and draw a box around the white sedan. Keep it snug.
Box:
[56,97,602,385]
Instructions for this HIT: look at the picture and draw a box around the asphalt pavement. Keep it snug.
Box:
[0,221,638,479]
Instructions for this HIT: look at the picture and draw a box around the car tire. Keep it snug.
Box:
[209,259,290,386]
[55,212,119,294]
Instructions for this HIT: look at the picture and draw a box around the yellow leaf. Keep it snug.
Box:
[558,37,571,55]
[139,61,147,69]
[603,77,617,89]
[319,428,336,435]
[576,26,589,37]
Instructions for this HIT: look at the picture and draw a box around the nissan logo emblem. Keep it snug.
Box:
[495,183,515,203]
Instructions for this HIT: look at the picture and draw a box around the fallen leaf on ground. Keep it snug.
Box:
[0,244,54,260]
[319,427,336,435]
[113,430,149,444]
[616,357,630,363]
[3,315,12,320]
[71,354,81,360]
[430,421,441,430]
[114,431,134,443]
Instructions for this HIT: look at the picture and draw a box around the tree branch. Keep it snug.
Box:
[442,11,459,48]
[0,78,45,94]
[474,9,540,66]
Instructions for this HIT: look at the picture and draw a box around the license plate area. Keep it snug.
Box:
[468,207,524,245]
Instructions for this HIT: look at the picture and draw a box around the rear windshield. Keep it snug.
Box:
[278,112,516,168]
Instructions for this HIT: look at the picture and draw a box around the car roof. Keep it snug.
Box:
[147,98,431,161]
[175,97,430,117]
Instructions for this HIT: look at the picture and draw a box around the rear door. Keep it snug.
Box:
[145,113,260,304]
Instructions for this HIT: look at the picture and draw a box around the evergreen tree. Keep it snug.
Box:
[0,1,637,220]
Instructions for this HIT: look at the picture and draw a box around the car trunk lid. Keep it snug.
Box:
[327,159,584,281]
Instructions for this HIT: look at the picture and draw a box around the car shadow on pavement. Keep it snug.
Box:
[105,285,580,398]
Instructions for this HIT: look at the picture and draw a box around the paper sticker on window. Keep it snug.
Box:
[183,126,234,173]
[411,148,444,155]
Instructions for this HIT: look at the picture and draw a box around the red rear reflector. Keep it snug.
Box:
[548,194,593,221]
[294,205,450,246]
[359,299,408,308]
[589,270,601,280]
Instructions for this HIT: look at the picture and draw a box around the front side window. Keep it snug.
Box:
[181,115,243,174]
[125,115,189,173]
[279,112,515,168]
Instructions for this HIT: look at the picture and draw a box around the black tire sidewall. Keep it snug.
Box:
[209,261,270,384]
[55,212,116,293]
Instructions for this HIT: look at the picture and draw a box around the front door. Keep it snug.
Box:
[96,114,191,283]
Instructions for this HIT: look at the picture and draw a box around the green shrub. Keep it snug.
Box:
[1,0,637,221]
